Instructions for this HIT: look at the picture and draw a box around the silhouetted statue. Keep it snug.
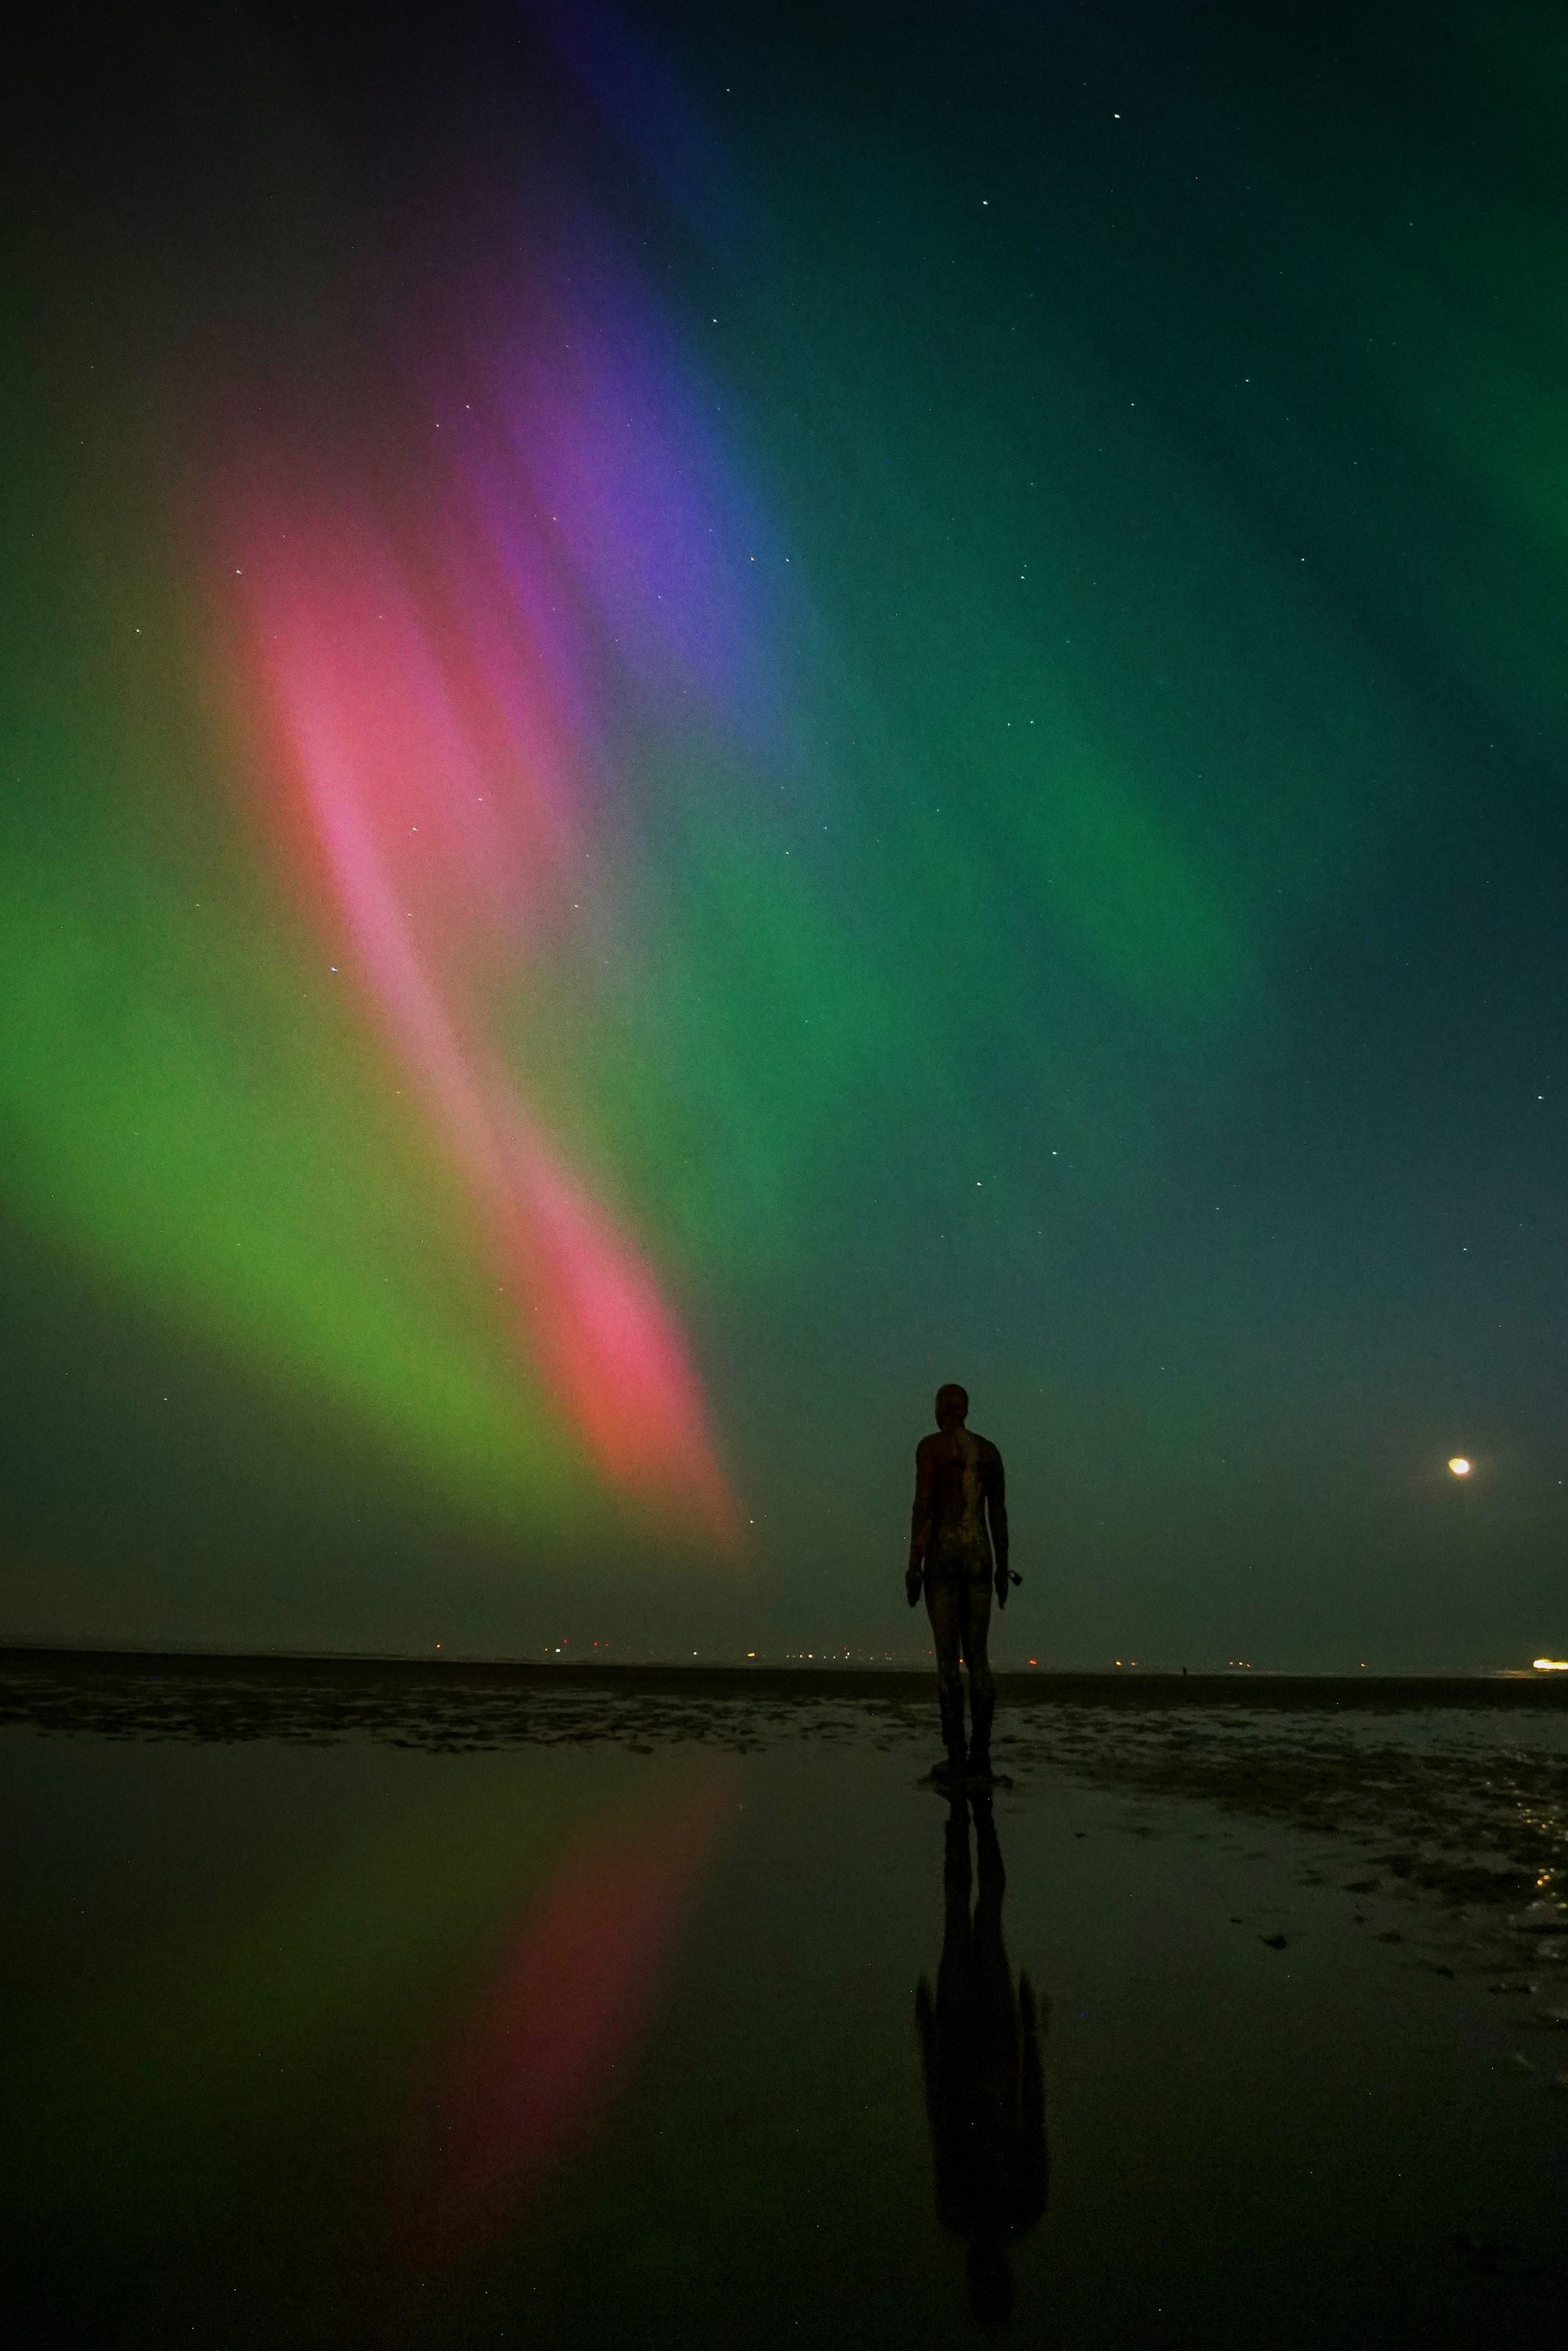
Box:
[906,1382,1010,1780]
[915,1793,1047,2330]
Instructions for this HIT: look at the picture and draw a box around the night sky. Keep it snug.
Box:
[4,1,1566,1669]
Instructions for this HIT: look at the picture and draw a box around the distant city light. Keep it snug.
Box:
[1448,1456,1471,1477]
[1534,1658,1568,1672]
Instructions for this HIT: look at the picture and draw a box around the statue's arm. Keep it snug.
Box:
[906,1442,934,1601]
[988,1449,1010,1596]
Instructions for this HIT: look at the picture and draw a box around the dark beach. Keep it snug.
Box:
[5,1650,1566,2347]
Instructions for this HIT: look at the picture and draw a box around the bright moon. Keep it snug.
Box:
[1448,1456,1471,1477]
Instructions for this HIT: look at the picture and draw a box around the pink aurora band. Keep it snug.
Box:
[232,247,752,1546]
[404,1770,738,2264]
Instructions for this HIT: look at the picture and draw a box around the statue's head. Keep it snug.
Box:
[935,1383,969,1431]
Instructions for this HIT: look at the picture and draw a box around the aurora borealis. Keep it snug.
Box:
[4,1,1567,1666]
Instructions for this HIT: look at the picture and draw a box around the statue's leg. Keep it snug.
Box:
[924,1570,968,1775]
[962,1574,996,1778]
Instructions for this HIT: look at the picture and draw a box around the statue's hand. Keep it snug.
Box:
[995,1571,1009,1611]
[905,1565,923,1609]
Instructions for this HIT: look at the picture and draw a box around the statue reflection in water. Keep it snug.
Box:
[915,1792,1048,2329]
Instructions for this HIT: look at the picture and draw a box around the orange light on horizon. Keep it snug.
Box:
[1533,1658,1568,1672]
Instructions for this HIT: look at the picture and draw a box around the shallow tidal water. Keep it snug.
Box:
[4,1668,1567,2347]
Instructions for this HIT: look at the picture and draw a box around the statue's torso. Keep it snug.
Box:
[921,1427,1000,1574]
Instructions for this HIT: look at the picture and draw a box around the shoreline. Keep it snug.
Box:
[3,1645,1567,1710]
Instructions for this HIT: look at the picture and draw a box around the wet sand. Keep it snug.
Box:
[3,1650,1566,2346]
[6,1647,1567,1939]
[8,1646,1568,1770]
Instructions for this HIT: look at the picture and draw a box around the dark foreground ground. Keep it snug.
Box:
[3,1650,1566,2347]
[7,1647,1568,1917]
